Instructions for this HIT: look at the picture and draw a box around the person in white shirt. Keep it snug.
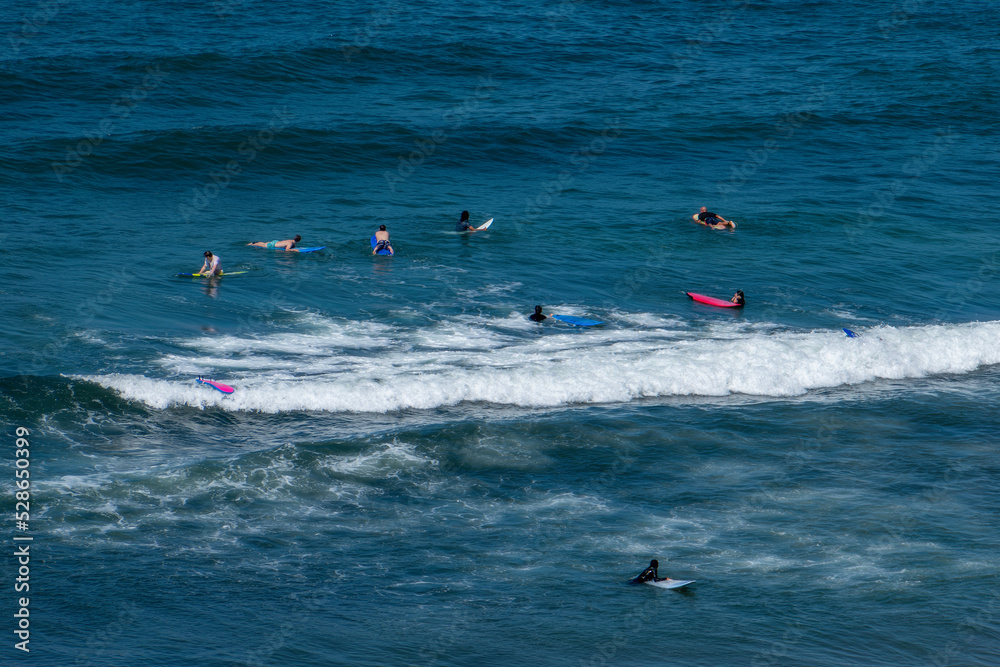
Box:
[198,251,222,276]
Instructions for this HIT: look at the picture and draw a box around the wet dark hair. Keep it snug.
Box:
[379,225,386,231]
[460,210,469,222]
[534,305,543,314]
[204,251,213,257]
[294,235,302,242]
[651,559,659,568]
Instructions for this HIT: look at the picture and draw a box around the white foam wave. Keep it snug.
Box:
[78,319,1000,413]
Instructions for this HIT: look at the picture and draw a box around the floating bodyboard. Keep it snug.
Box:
[552,315,603,327]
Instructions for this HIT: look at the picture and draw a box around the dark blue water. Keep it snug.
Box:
[3,1,1000,664]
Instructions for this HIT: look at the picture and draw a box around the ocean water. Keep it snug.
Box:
[2,0,1000,665]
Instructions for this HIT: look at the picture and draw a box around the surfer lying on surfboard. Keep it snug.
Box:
[731,290,745,305]
[630,559,663,584]
[529,306,548,322]
[372,225,393,255]
[248,235,302,251]
[692,206,736,229]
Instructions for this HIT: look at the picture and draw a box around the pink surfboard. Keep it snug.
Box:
[196,377,235,394]
[686,292,743,308]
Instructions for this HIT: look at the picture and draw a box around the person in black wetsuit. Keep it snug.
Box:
[529,305,548,322]
[692,206,736,229]
[630,559,662,584]
[730,290,745,306]
[456,210,478,232]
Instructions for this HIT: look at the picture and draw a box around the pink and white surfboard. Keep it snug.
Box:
[686,292,743,308]
[196,378,235,394]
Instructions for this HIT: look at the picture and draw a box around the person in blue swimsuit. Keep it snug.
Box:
[692,207,736,229]
[248,235,302,251]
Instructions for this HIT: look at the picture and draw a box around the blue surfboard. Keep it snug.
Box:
[370,235,392,255]
[552,315,603,327]
[844,328,858,338]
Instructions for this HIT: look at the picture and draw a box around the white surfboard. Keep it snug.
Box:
[475,218,493,231]
[647,579,695,589]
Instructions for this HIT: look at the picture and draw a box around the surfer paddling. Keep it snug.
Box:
[456,210,478,232]
[529,305,549,322]
[692,206,736,229]
[730,290,745,305]
[630,559,664,584]
[248,235,302,251]
[372,225,393,255]
[198,251,222,276]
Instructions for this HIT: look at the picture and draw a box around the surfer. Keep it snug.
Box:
[692,207,736,229]
[630,559,662,584]
[198,251,222,276]
[372,225,393,255]
[529,306,548,322]
[247,235,302,251]
[456,210,478,232]
[730,290,745,305]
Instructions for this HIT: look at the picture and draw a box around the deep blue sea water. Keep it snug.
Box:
[2,0,1000,665]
